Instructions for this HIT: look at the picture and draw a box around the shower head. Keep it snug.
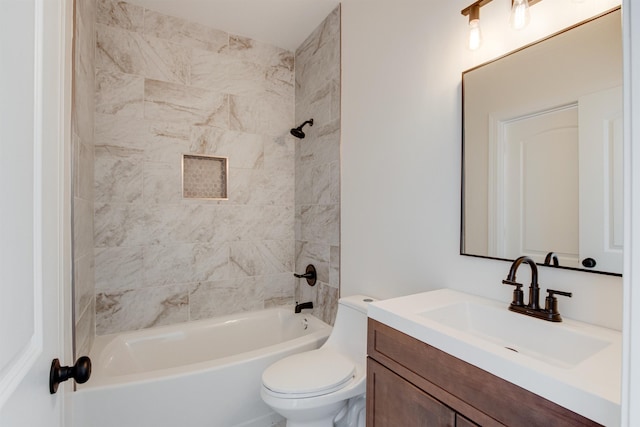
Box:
[290,127,306,139]
[290,119,314,139]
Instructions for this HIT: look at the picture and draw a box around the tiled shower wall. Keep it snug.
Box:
[73,0,97,356]
[294,7,341,325]
[93,0,297,335]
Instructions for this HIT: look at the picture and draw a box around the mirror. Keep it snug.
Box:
[461,8,622,275]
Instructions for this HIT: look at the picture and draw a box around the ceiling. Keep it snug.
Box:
[125,0,340,51]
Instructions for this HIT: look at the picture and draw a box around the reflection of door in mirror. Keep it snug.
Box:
[491,106,579,267]
[579,86,623,273]
[489,87,623,273]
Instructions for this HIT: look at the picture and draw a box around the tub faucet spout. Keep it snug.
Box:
[295,301,313,313]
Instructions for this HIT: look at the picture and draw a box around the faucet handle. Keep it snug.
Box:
[293,264,317,286]
[545,289,572,315]
[502,279,524,307]
[547,289,572,298]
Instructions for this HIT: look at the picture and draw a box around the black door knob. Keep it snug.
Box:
[582,257,597,268]
[49,356,91,394]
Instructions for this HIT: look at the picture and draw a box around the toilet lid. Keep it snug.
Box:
[262,349,355,397]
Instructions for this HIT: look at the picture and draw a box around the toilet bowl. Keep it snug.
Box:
[260,295,375,427]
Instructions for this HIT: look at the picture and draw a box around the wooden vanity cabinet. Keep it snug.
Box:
[366,319,602,427]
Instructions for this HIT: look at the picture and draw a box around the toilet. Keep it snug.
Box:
[260,295,376,427]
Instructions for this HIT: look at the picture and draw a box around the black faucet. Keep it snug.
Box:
[544,252,559,266]
[503,255,540,309]
[294,264,317,286]
[503,256,572,322]
[295,301,313,313]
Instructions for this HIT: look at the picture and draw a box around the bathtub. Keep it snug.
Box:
[73,307,331,427]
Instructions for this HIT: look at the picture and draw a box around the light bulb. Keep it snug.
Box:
[468,18,482,50]
[510,0,531,30]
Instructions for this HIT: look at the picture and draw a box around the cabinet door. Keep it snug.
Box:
[457,414,480,427]
[367,358,455,427]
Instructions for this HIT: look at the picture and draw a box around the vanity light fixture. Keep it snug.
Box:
[510,0,531,30]
[461,0,543,49]
[510,0,543,29]
[461,0,493,51]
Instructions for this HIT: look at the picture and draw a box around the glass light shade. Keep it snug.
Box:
[468,19,482,50]
[510,0,531,30]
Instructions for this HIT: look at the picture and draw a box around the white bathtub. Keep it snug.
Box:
[73,307,331,427]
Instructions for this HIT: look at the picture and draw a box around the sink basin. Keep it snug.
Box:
[419,301,609,368]
[367,289,622,427]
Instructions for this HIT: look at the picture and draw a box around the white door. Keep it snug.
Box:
[578,86,624,273]
[499,106,580,267]
[0,0,70,425]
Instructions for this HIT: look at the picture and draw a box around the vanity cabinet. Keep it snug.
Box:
[366,319,601,427]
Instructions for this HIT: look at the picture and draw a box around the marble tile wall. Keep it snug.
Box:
[294,6,341,325]
[73,0,97,356]
[74,0,97,357]
[93,0,296,335]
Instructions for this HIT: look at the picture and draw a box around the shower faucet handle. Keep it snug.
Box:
[294,272,314,279]
[293,264,317,286]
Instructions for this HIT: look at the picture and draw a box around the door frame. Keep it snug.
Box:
[43,0,75,421]
[54,0,75,421]
[622,0,640,424]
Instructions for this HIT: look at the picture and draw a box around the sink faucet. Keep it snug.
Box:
[295,301,313,313]
[503,256,572,322]
[544,252,559,266]
[503,256,540,310]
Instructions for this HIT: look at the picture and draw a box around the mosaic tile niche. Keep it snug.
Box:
[182,154,228,200]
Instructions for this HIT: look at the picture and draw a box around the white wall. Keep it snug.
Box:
[340,0,623,330]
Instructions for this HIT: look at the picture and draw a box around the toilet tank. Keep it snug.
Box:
[323,295,376,362]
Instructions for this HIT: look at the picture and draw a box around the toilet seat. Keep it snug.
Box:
[262,349,355,399]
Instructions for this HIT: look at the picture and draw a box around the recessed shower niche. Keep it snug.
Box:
[182,154,228,200]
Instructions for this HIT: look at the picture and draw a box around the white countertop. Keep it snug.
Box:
[368,289,621,426]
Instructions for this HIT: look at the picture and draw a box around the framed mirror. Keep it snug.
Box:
[461,8,622,276]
